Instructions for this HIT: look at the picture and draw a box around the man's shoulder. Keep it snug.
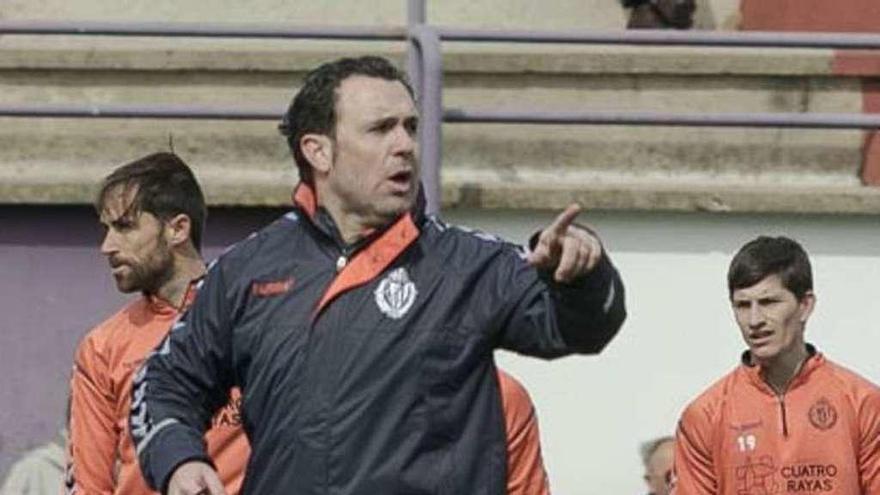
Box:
[212,211,303,268]
[79,297,150,354]
[0,441,65,491]
[681,366,743,423]
[817,355,880,401]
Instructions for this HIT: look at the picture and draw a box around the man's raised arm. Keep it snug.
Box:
[498,204,626,357]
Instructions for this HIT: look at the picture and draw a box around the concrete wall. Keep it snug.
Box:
[2,205,878,494]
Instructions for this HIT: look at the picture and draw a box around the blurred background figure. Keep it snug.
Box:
[0,429,65,495]
[640,436,674,495]
[621,0,696,29]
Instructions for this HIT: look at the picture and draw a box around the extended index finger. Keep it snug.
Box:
[547,203,582,236]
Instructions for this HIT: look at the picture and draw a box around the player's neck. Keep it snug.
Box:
[154,250,205,309]
[759,344,809,395]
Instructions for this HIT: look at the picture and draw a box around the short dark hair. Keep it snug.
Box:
[95,152,207,251]
[727,236,813,300]
[278,56,414,184]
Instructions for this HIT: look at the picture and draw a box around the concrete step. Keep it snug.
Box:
[0,37,876,213]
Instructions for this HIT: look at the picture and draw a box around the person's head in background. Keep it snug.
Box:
[622,0,696,29]
[640,436,674,495]
[95,152,207,305]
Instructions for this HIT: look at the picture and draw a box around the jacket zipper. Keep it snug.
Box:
[771,357,810,439]
[335,239,365,272]
[778,395,789,437]
[336,243,357,272]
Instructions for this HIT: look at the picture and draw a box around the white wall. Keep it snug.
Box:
[444,208,880,495]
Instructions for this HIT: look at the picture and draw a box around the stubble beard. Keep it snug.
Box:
[116,238,175,296]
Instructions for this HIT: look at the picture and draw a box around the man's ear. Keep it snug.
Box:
[300,133,334,175]
[799,290,816,324]
[165,213,192,248]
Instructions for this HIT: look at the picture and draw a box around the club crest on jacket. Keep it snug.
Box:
[375,267,417,319]
[808,398,838,431]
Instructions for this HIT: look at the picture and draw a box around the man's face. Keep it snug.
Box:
[99,186,174,294]
[325,75,419,227]
[644,440,674,495]
[730,274,814,365]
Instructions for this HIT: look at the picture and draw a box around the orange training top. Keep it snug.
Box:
[498,369,551,495]
[67,293,250,495]
[672,350,880,495]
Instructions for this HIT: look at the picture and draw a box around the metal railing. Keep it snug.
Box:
[4,0,880,213]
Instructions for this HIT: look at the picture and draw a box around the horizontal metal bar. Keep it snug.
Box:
[0,103,282,120]
[443,108,880,129]
[438,27,880,50]
[3,21,880,50]
[5,104,880,130]
[0,20,406,40]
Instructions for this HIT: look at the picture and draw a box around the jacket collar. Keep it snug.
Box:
[292,181,426,245]
[740,343,824,395]
[291,181,423,319]
[144,278,200,315]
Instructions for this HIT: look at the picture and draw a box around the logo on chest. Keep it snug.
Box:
[374,267,417,319]
[735,455,779,495]
[808,398,838,431]
[252,277,295,297]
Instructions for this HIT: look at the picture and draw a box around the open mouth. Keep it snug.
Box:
[391,170,411,182]
[388,171,413,191]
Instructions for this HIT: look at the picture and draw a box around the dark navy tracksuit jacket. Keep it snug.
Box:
[131,184,626,495]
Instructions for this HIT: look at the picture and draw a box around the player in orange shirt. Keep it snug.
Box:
[65,152,250,495]
[672,236,880,495]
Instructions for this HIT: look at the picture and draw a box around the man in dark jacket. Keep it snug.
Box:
[131,56,626,495]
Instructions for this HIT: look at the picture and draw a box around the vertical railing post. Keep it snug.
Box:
[406,0,426,97]
[408,24,443,215]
